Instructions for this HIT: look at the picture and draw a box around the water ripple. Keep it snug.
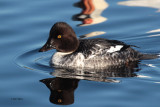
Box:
[15,48,54,73]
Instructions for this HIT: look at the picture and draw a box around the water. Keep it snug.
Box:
[1,0,160,106]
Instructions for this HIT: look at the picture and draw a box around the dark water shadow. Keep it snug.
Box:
[40,77,79,105]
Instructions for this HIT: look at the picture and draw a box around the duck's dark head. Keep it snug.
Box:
[39,22,79,52]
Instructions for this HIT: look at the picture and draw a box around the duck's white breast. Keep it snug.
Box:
[51,52,85,68]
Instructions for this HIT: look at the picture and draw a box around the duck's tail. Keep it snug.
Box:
[139,53,159,60]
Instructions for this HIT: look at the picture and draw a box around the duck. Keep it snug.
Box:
[39,22,158,69]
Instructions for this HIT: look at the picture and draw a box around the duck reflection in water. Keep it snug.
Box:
[40,78,79,105]
[73,0,108,26]
[40,61,140,105]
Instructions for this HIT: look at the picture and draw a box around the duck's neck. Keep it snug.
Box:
[55,51,73,55]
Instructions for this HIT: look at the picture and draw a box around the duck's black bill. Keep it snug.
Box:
[39,44,49,52]
[39,42,55,52]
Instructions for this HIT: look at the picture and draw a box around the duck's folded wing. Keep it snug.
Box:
[77,39,132,58]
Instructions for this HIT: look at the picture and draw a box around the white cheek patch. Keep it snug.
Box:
[107,45,123,53]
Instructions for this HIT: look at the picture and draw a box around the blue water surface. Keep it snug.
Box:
[1,0,160,107]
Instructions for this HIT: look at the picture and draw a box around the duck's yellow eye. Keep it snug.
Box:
[57,35,61,38]
[58,99,62,103]
[57,90,62,92]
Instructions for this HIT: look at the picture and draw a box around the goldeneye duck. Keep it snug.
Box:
[39,22,158,68]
